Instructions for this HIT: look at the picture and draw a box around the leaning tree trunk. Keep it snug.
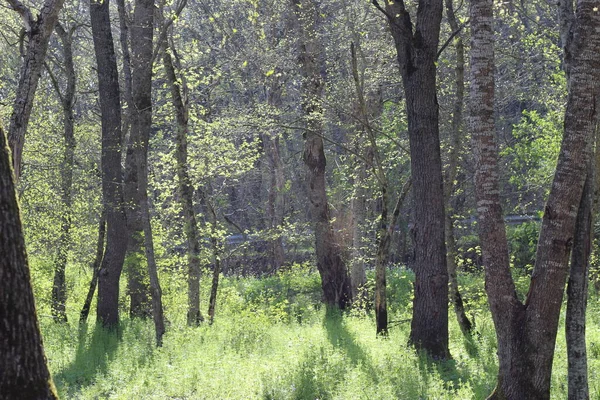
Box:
[80,210,107,324]
[469,0,600,397]
[0,125,58,399]
[48,23,77,324]
[293,0,352,310]
[382,0,449,359]
[90,0,129,329]
[6,0,65,181]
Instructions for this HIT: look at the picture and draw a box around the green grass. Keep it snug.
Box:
[34,264,600,399]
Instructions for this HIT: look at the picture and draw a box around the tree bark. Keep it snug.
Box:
[566,168,592,400]
[163,41,205,325]
[382,0,449,358]
[444,0,472,337]
[0,125,58,399]
[80,211,107,324]
[293,0,352,310]
[90,0,129,329]
[6,0,66,181]
[469,0,600,397]
[130,0,165,345]
[45,23,77,324]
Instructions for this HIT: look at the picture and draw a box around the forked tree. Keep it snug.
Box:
[469,0,600,397]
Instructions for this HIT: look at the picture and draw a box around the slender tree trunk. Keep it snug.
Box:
[47,23,76,324]
[129,0,165,345]
[444,0,472,337]
[0,125,58,399]
[263,130,286,272]
[6,0,65,181]
[90,0,129,329]
[566,168,592,400]
[202,189,222,324]
[382,0,449,359]
[163,42,204,325]
[469,0,600,397]
[80,211,107,324]
[293,0,352,310]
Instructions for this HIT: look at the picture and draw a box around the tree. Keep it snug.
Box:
[46,22,77,324]
[469,0,600,397]
[292,0,352,310]
[377,0,449,358]
[90,0,129,328]
[6,0,66,181]
[0,125,58,399]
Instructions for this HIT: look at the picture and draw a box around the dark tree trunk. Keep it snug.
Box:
[48,23,77,324]
[0,125,58,399]
[293,0,352,310]
[202,189,222,324]
[6,0,65,181]
[566,169,592,400]
[90,0,129,329]
[80,211,107,324]
[444,0,472,337]
[382,0,449,359]
[469,0,600,397]
[163,41,205,325]
[130,0,165,345]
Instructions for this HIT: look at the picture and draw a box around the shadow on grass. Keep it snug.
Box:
[323,308,379,385]
[53,322,121,398]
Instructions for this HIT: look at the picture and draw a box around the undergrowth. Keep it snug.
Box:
[33,262,600,399]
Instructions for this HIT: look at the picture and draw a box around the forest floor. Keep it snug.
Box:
[36,264,600,399]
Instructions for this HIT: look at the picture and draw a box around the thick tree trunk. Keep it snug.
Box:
[263,131,286,272]
[163,43,205,325]
[0,126,58,399]
[6,0,65,181]
[444,0,472,337]
[90,0,129,329]
[118,0,152,319]
[48,23,76,324]
[383,0,449,359]
[293,0,352,310]
[469,0,600,397]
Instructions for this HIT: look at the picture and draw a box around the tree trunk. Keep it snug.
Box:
[6,0,65,181]
[293,0,352,310]
[202,189,222,324]
[163,41,205,325]
[130,0,165,345]
[383,0,449,359]
[45,23,77,324]
[0,125,58,399]
[566,168,592,400]
[469,0,600,397]
[80,211,107,324]
[444,0,472,337]
[119,0,152,319]
[90,0,129,329]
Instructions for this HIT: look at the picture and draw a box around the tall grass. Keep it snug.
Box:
[34,262,600,399]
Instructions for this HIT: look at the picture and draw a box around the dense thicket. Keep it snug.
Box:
[1,0,599,398]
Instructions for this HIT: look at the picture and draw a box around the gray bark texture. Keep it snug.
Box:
[382,0,449,358]
[469,0,600,397]
[90,0,129,328]
[6,0,66,181]
[163,41,205,325]
[293,0,352,310]
[0,125,58,399]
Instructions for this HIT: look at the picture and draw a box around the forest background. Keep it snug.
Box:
[0,0,599,398]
